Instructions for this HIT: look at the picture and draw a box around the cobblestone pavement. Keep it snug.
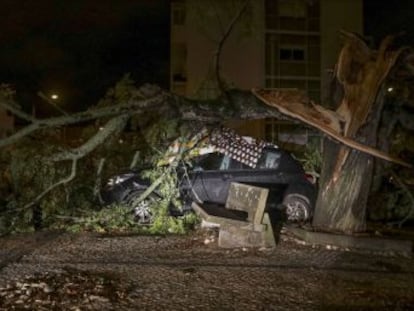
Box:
[1,229,414,310]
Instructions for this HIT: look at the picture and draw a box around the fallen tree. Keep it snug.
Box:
[0,77,290,233]
[1,32,414,235]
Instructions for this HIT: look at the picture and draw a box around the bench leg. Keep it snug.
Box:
[262,212,277,248]
[218,214,276,248]
[218,225,263,248]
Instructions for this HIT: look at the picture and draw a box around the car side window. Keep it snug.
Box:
[219,155,231,170]
[227,157,251,170]
[257,149,282,169]
[193,153,251,171]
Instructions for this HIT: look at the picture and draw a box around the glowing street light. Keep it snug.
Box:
[50,94,59,100]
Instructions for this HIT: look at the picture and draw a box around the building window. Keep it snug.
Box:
[265,0,320,31]
[265,0,320,102]
[279,47,305,61]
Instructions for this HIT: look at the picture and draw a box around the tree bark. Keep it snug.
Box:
[312,90,383,233]
[313,141,373,233]
[312,34,405,233]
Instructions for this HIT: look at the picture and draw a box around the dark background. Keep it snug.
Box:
[0,0,169,114]
[364,0,414,46]
[0,0,413,115]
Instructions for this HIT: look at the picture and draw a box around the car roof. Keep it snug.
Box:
[160,127,279,168]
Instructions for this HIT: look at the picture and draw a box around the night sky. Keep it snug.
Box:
[364,0,414,47]
[0,0,414,115]
[0,0,169,114]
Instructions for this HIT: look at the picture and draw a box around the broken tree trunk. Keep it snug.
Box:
[312,33,405,233]
[253,33,407,233]
[314,123,376,233]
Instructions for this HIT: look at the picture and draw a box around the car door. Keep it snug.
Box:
[187,152,230,204]
[229,148,290,208]
[198,155,259,204]
[189,151,281,204]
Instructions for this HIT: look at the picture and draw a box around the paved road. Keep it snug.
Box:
[1,230,414,310]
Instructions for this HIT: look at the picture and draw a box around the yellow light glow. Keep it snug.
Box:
[51,94,59,100]
[387,87,394,93]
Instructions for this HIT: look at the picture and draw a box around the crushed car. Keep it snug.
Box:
[100,127,317,224]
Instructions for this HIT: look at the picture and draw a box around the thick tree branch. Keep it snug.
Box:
[49,114,129,162]
[0,88,167,148]
[129,151,141,169]
[178,89,286,122]
[214,0,250,93]
[38,91,70,116]
[94,158,106,204]
[253,88,412,168]
[23,158,78,210]
[0,94,35,122]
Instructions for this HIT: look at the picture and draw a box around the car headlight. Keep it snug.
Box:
[106,175,131,186]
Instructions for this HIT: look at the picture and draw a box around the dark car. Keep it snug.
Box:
[101,146,316,224]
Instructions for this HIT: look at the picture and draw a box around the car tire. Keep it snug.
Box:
[282,193,312,223]
[124,191,159,225]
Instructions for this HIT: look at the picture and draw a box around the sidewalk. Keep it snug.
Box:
[1,230,414,310]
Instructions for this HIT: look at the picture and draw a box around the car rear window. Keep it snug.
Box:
[257,150,282,169]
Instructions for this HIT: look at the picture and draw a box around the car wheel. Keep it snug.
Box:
[124,191,159,225]
[283,194,312,223]
[133,199,154,224]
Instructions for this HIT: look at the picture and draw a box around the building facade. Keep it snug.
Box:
[170,0,363,143]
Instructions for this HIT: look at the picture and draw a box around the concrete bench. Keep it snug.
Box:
[192,182,276,248]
